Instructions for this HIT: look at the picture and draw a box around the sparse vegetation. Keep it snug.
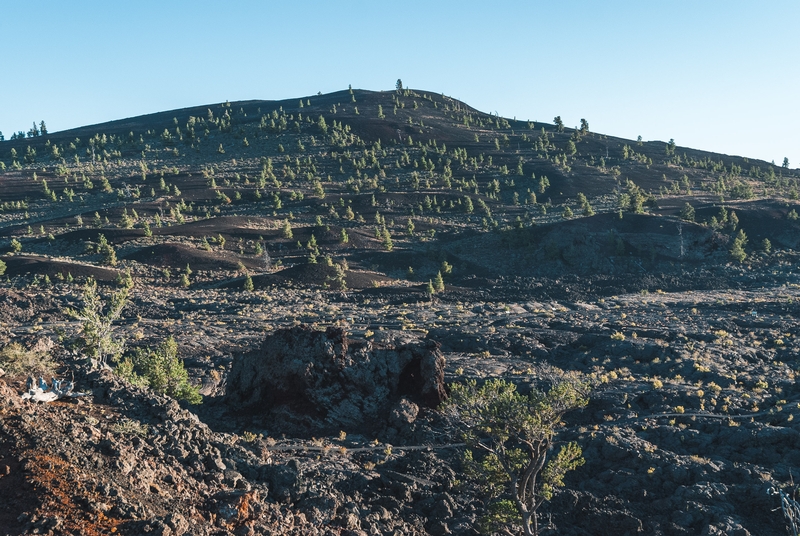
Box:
[1,87,799,536]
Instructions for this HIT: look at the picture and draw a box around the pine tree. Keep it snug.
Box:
[381,227,393,251]
[729,229,748,263]
[243,275,254,292]
[425,280,435,296]
[282,219,293,239]
[464,197,474,214]
[679,203,695,222]
[434,271,445,292]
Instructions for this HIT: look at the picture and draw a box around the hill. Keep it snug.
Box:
[1,88,800,535]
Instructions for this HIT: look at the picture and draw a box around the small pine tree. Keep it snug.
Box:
[679,202,695,222]
[728,211,739,231]
[425,279,435,296]
[381,227,393,251]
[464,197,474,214]
[729,229,748,263]
[243,274,254,291]
[434,271,445,292]
[282,219,293,239]
[66,278,129,367]
[443,378,588,536]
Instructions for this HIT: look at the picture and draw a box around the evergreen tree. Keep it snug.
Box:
[317,115,328,134]
[243,274,254,292]
[464,197,474,214]
[434,271,445,292]
[66,277,129,367]
[679,202,695,222]
[381,227,393,251]
[729,229,748,263]
[443,377,588,536]
[553,116,564,132]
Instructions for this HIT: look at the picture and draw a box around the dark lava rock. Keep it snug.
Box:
[225,326,447,433]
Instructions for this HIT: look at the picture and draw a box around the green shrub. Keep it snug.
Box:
[116,336,202,404]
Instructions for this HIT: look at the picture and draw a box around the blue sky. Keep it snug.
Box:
[1,1,797,167]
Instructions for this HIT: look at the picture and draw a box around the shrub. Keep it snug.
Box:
[0,342,58,377]
[116,336,202,404]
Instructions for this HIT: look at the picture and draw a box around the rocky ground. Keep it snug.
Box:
[1,267,799,535]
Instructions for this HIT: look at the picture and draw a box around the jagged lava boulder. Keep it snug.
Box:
[225,326,447,432]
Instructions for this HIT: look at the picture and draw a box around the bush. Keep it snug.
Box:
[0,342,58,377]
[116,336,202,404]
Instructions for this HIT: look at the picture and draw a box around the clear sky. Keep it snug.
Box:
[1,1,797,167]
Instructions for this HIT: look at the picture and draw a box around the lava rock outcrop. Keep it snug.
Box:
[225,326,447,432]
